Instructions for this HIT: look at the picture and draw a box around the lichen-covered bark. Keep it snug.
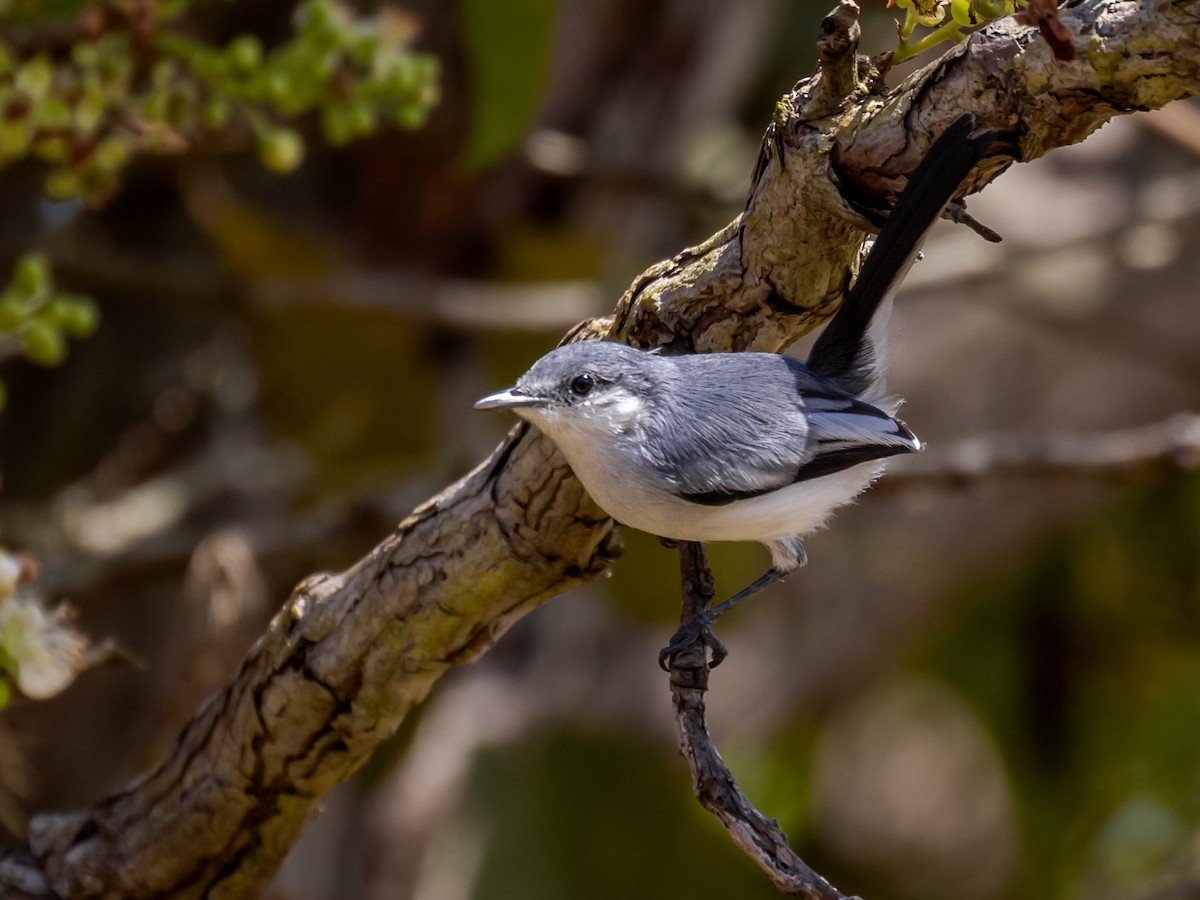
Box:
[8,1,1200,896]
[26,428,618,898]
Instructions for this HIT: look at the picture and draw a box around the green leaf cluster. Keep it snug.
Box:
[0,0,441,200]
[891,0,1022,63]
[0,253,97,409]
[0,38,133,204]
[159,0,440,167]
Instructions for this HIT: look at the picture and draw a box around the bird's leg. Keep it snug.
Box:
[659,538,806,670]
[658,566,787,671]
[709,567,787,620]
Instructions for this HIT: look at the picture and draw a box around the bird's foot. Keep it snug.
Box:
[658,613,727,671]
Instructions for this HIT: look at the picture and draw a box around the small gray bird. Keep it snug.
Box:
[477,116,995,664]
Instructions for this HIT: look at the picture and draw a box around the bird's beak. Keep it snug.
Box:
[474,387,550,411]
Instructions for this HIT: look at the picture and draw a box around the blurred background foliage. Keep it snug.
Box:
[0,2,1198,899]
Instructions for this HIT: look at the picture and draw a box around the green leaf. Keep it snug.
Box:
[460,0,557,170]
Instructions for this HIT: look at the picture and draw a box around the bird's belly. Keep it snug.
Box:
[572,452,884,545]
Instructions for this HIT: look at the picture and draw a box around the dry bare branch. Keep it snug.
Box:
[888,413,1200,487]
[668,542,859,899]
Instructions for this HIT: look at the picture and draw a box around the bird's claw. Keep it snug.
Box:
[658,614,728,671]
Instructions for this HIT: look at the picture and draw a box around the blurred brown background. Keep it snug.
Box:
[3,2,1200,899]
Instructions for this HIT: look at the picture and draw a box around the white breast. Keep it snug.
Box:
[523,406,882,548]
[580,456,882,545]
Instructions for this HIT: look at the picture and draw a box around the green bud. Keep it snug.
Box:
[415,77,439,109]
[972,0,1012,18]
[34,136,69,163]
[0,297,26,330]
[14,56,53,101]
[74,91,107,135]
[44,298,71,326]
[347,35,376,67]
[142,87,168,122]
[321,105,353,146]
[385,55,418,93]
[71,43,99,70]
[204,97,231,129]
[310,52,337,83]
[44,169,80,200]
[78,168,119,206]
[50,295,99,337]
[393,102,428,131]
[266,67,293,105]
[273,81,311,118]
[346,101,375,137]
[303,0,340,35]
[258,127,304,173]
[950,0,975,26]
[12,254,50,299]
[96,38,133,87]
[36,97,72,129]
[227,35,263,73]
[22,321,66,366]
[409,54,438,86]
[92,138,129,172]
[0,121,31,159]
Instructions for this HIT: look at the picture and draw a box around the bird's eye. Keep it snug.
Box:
[570,373,595,396]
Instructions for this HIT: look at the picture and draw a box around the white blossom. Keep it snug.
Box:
[0,552,22,601]
[0,597,87,699]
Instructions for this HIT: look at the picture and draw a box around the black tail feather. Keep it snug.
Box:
[807,115,996,392]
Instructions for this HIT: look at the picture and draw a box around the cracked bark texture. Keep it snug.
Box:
[7,1,1200,896]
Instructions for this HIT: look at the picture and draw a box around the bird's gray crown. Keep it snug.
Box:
[515,341,659,406]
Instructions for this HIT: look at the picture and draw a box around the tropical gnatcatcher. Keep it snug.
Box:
[476,115,996,666]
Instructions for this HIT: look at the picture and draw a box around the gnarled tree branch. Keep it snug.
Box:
[7,1,1200,896]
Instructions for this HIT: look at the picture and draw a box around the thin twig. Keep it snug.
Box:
[886,413,1200,488]
[667,542,859,899]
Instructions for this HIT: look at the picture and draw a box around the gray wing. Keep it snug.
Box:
[642,355,920,507]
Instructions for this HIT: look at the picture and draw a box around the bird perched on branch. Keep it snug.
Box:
[477,115,996,666]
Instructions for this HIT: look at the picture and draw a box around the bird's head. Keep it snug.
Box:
[475,342,660,438]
